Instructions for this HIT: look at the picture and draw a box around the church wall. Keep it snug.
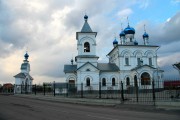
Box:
[65,73,77,82]
[77,70,99,91]
[15,78,24,85]
[14,78,24,93]
[99,72,120,90]
[117,46,158,71]
[76,58,98,68]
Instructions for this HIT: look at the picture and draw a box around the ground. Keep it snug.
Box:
[0,95,179,120]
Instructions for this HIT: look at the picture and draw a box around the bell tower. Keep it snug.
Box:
[75,15,99,68]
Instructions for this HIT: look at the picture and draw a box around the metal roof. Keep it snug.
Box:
[64,63,120,73]
[64,65,77,73]
[14,73,33,80]
[81,21,92,32]
[97,63,120,72]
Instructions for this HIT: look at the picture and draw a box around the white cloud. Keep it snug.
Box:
[171,0,180,5]
[166,17,171,22]
[138,0,149,9]
[117,8,133,19]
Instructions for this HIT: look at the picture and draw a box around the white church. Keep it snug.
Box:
[64,15,164,91]
[14,52,33,93]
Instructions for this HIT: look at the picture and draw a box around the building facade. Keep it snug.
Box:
[64,15,163,91]
[14,52,33,93]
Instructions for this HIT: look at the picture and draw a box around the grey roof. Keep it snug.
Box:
[14,73,33,80]
[81,21,92,32]
[97,63,120,72]
[64,63,120,73]
[64,65,77,73]
[131,64,156,71]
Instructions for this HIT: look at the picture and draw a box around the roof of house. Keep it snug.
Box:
[64,63,120,73]
[81,20,92,32]
[97,63,120,72]
[3,83,13,88]
[64,65,77,73]
[14,73,33,80]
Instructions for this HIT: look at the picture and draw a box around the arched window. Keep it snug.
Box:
[84,42,90,52]
[126,77,130,86]
[86,77,90,86]
[134,75,138,87]
[112,78,115,86]
[137,58,141,66]
[141,72,151,85]
[125,57,129,65]
[102,78,106,86]
[149,58,152,66]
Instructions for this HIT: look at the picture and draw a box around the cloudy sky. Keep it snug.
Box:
[0,0,179,84]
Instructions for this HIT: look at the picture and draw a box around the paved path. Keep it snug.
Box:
[0,95,179,120]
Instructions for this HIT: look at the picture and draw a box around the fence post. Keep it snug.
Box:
[99,82,101,98]
[135,83,139,103]
[21,84,22,94]
[152,80,156,106]
[34,84,36,95]
[81,83,83,98]
[66,83,68,97]
[13,84,15,94]
[53,81,56,97]
[43,84,45,96]
[121,81,124,102]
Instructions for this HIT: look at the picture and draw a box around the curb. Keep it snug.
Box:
[13,94,180,112]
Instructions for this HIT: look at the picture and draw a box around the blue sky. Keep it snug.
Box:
[0,0,179,84]
[132,0,179,23]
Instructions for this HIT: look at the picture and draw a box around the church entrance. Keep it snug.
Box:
[68,79,76,93]
[69,80,75,84]
[141,72,151,85]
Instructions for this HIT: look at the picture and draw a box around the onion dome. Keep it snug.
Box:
[124,25,135,34]
[84,15,88,21]
[119,30,125,37]
[113,38,118,45]
[143,32,149,39]
[24,52,29,60]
